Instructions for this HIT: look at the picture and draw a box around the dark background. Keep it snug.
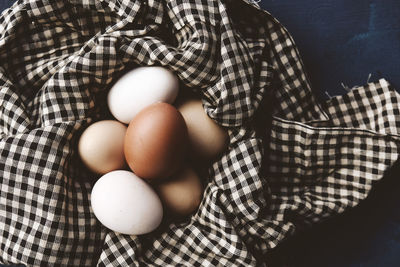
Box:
[256,1,400,266]
[0,0,400,266]
[259,0,400,99]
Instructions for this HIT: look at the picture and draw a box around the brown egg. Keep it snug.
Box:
[124,102,188,180]
[177,98,229,161]
[78,120,127,174]
[155,166,203,216]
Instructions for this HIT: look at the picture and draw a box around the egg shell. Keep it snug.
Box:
[107,66,179,124]
[78,120,127,175]
[91,170,163,235]
[124,102,188,180]
[177,98,229,161]
[155,166,203,217]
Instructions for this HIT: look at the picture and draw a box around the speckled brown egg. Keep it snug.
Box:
[124,102,188,180]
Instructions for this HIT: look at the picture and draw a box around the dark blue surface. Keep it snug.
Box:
[259,0,400,99]
[258,0,400,266]
[1,1,400,266]
[265,160,400,266]
[0,1,15,13]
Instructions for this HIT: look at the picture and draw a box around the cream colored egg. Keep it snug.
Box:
[177,98,229,161]
[155,166,203,216]
[91,170,163,235]
[78,120,127,174]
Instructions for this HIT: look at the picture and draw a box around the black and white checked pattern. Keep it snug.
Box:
[0,0,399,266]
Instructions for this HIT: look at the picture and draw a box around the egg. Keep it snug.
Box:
[177,98,229,161]
[91,170,163,235]
[124,102,188,180]
[107,66,179,124]
[155,166,203,217]
[78,120,127,174]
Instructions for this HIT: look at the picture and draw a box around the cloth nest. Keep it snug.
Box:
[1,0,399,266]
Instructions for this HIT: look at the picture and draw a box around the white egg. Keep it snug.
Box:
[91,170,163,235]
[107,66,179,124]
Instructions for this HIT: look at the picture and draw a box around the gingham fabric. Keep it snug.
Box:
[0,0,399,266]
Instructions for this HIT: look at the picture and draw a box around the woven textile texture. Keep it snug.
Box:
[0,0,399,266]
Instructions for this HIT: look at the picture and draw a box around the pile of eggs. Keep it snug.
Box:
[78,66,229,235]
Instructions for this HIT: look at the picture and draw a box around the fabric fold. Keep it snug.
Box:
[0,0,399,266]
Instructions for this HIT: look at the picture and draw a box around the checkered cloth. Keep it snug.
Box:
[1,0,399,266]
